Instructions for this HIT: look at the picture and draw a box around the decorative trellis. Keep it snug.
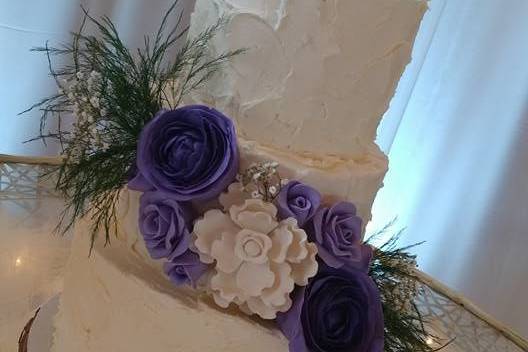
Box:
[415,279,526,351]
[2,154,527,352]
[0,154,61,210]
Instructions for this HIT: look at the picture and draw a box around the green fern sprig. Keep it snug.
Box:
[367,224,450,351]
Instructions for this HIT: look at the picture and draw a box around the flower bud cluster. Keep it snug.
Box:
[380,256,420,313]
[237,161,287,202]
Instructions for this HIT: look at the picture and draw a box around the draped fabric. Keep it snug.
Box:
[371,0,528,337]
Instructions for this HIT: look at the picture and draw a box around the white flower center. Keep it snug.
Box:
[244,240,261,257]
[235,229,272,264]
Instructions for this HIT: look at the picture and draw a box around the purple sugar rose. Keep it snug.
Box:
[276,181,321,226]
[139,191,192,260]
[306,202,364,269]
[277,260,383,352]
[164,250,209,287]
[129,105,239,201]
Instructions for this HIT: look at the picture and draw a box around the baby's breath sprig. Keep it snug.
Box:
[238,161,287,202]
[367,225,447,351]
[60,70,111,161]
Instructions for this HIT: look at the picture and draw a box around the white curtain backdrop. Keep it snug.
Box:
[1,0,527,339]
[0,0,194,156]
[372,0,528,337]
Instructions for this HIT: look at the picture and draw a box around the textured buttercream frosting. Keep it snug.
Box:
[51,210,289,352]
[191,0,426,157]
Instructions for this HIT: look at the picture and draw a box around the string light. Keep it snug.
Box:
[425,337,434,345]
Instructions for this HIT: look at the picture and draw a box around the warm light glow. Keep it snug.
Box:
[425,337,434,345]
[15,257,22,267]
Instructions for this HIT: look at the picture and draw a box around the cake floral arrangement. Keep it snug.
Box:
[26,2,444,351]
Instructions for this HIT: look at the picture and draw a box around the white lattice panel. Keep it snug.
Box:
[415,284,525,351]
[0,162,59,210]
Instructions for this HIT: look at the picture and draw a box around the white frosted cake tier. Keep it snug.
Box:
[51,135,385,350]
[191,0,426,157]
[53,142,386,351]
[51,0,427,350]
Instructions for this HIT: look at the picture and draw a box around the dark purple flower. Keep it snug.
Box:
[306,202,364,269]
[276,181,321,226]
[277,261,383,352]
[129,105,239,201]
[139,191,192,260]
[164,250,209,287]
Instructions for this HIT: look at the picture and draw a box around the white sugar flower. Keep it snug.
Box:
[193,197,318,319]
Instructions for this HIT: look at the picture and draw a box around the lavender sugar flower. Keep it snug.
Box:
[130,105,239,201]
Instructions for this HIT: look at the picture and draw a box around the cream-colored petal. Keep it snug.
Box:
[291,242,319,286]
[190,233,215,264]
[211,233,243,273]
[236,211,278,234]
[210,270,247,304]
[246,297,277,320]
[230,199,278,233]
[232,296,246,306]
[212,292,231,308]
[219,183,251,211]
[277,294,293,313]
[261,263,294,307]
[269,223,294,263]
[193,209,239,258]
[236,262,274,297]
[282,218,309,263]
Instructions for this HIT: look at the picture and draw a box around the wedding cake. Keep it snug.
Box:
[50,0,426,351]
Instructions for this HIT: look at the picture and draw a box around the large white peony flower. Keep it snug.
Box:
[193,187,318,319]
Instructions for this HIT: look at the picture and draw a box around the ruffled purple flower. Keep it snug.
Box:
[306,202,364,269]
[138,191,192,260]
[276,181,321,227]
[164,250,209,287]
[129,105,239,201]
[277,258,383,352]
